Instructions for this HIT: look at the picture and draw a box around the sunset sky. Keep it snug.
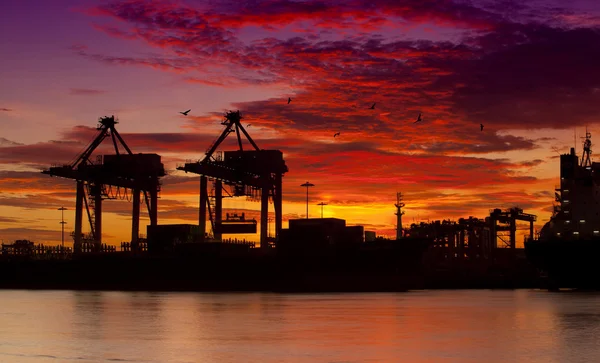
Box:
[2,0,600,246]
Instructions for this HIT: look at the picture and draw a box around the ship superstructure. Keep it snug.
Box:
[539,131,600,241]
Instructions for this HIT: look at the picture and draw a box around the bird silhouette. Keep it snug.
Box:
[180,109,191,116]
[369,103,376,109]
[247,124,251,127]
[287,97,292,104]
[480,124,484,131]
[414,113,422,123]
[334,132,341,138]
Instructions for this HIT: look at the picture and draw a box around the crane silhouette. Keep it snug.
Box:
[180,109,191,116]
[480,124,484,131]
[369,103,376,109]
[287,97,292,104]
[414,113,422,123]
[334,132,341,138]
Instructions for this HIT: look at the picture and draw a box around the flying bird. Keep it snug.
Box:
[480,123,484,131]
[334,132,341,138]
[180,109,191,116]
[414,113,422,123]
[287,97,292,104]
[369,103,376,109]
[247,124,251,127]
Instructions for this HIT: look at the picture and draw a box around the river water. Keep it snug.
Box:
[0,290,599,362]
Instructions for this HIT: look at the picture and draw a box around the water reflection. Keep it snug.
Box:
[72,291,106,341]
[0,290,599,362]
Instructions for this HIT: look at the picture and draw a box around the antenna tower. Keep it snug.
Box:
[394,192,405,240]
[580,127,592,168]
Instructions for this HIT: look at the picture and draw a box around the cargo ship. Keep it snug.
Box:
[525,131,600,289]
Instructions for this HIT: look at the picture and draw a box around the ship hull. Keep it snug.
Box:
[525,239,600,289]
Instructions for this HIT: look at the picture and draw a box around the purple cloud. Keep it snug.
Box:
[69,88,106,95]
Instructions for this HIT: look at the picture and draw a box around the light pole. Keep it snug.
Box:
[58,207,67,248]
[300,182,315,219]
[267,217,273,238]
[317,202,328,218]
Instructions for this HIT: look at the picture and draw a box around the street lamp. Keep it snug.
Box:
[317,202,328,218]
[267,217,273,238]
[58,207,67,248]
[300,182,315,219]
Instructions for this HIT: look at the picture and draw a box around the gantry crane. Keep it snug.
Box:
[177,110,288,249]
[489,207,536,249]
[42,116,165,253]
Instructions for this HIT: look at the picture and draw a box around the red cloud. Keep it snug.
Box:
[95,0,502,33]
[83,1,600,134]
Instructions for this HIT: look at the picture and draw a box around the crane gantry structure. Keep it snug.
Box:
[42,116,165,253]
[177,110,288,249]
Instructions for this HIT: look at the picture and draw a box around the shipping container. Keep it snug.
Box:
[214,221,257,234]
[147,224,202,254]
[103,153,165,176]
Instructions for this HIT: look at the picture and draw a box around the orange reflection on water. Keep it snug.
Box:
[0,290,599,362]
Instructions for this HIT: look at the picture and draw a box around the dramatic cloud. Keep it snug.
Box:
[0,126,221,169]
[0,138,24,147]
[86,0,600,134]
[450,25,600,128]
[71,45,198,73]
[69,88,106,95]
[0,216,22,224]
[0,139,86,168]
[0,171,73,194]
[94,0,505,34]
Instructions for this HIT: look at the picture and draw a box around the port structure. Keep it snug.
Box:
[177,110,288,249]
[395,192,405,240]
[489,207,536,249]
[408,207,537,261]
[42,116,165,253]
[409,217,491,262]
